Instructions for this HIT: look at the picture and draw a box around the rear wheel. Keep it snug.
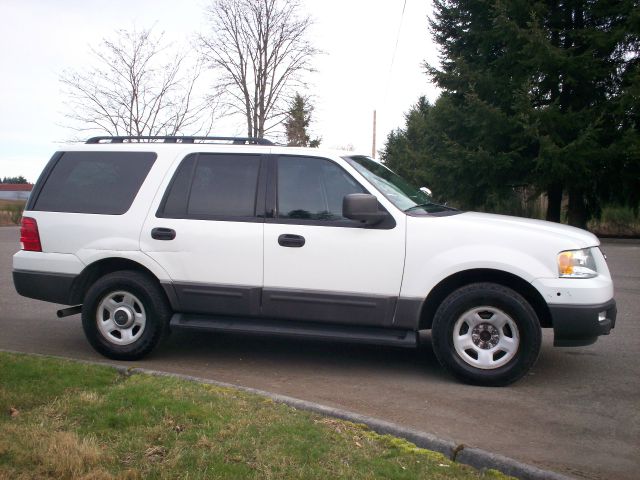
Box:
[431,283,541,386]
[82,271,171,360]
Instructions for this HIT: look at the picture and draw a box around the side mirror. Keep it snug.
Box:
[420,186,432,196]
[343,193,387,225]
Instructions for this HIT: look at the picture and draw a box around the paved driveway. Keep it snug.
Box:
[1,226,638,479]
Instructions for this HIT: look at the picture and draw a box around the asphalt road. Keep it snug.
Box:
[1,226,638,480]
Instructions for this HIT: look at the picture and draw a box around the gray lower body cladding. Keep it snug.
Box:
[12,270,617,348]
[13,269,76,305]
[550,299,616,347]
[165,282,405,328]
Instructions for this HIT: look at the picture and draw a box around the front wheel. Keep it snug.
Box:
[431,283,541,386]
[81,271,171,360]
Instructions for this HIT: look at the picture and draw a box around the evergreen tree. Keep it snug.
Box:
[381,97,433,195]
[383,0,639,227]
[517,0,639,226]
[284,93,321,147]
[423,0,542,211]
[0,176,28,184]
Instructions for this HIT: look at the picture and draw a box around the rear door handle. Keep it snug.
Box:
[151,227,176,240]
[278,234,305,248]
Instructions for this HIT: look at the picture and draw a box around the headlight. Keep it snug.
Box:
[557,248,598,278]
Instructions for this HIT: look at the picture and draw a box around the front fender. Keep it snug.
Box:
[400,244,552,299]
[400,215,560,300]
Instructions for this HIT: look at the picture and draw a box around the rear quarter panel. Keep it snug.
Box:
[24,147,176,256]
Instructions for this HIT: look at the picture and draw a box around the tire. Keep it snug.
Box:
[81,271,171,361]
[431,282,541,386]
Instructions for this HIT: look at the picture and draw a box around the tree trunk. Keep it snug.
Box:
[567,189,588,228]
[546,184,563,223]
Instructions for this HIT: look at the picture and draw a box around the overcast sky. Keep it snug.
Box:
[0,0,440,182]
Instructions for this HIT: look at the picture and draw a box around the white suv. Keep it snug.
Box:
[13,136,616,386]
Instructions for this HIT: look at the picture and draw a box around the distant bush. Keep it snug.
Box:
[7,203,23,224]
[0,200,25,225]
[471,197,639,237]
[588,206,640,237]
[602,206,637,227]
[472,187,546,220]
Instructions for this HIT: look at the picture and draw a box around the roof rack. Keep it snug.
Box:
[86,136,274,145]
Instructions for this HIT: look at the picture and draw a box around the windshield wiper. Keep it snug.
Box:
[404,202,457,213]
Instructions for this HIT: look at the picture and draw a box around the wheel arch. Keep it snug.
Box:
[418,269,552,330]
[69,257,171,306]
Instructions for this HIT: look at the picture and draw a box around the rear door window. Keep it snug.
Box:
[31,151,156,215]
[157,153,262,220]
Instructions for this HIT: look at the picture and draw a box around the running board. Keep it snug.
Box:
[170,314,418,348]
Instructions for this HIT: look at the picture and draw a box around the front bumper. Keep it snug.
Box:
[550,299,616,347]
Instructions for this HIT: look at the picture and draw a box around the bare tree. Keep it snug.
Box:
[199,0,319,138]
[61,28,215,137]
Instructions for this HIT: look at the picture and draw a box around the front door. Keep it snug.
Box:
[262,155,406,327]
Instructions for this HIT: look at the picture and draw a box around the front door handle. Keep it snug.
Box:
[278,234,305,248]
[151,227,176,240]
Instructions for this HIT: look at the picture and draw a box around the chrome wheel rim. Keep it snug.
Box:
[96,291,146,346]
[453,306,520,370]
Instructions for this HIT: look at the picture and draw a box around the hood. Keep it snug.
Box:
[452,211,599,248]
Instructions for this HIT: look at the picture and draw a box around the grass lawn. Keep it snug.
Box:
[0,352,511,479]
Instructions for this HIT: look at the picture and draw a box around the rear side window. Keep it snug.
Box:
[32,151,156,215]
[158,153,262,220]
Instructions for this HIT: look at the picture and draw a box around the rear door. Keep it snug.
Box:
[262,155,406,327]
[141,152,266,316]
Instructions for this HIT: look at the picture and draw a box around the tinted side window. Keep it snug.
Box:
[32,151,156,214]
[277,156,365,220]
[159,153,261,219]
[161,155,196,217]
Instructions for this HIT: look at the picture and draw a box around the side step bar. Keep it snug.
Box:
[170,314,418,348]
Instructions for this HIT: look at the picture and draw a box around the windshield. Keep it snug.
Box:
[344,155,452,214]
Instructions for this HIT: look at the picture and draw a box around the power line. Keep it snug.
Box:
[373,1,408,160]
[383,0,408,105]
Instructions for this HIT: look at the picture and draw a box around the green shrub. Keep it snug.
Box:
[588,205,640,236]
[600,206,638,228]
[6,203,24,224]
[474,188,545,219]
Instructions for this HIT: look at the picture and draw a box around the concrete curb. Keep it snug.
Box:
[1,349,574,480]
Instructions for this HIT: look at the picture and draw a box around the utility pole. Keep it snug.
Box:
[371,110,377,158]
